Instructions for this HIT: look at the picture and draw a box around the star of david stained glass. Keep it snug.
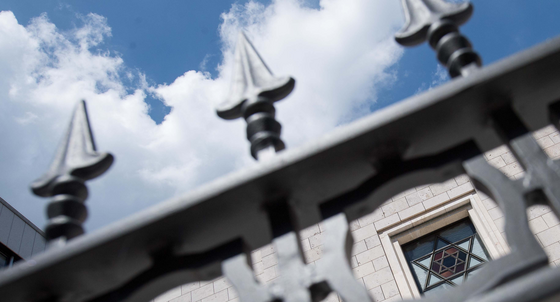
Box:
[402,219,491,296]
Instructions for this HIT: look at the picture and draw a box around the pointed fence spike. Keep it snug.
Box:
[395,0,481,78]
[217,32,295,120]
[31,100,114,244]
[395,0,473,47]
[217,32,295,160]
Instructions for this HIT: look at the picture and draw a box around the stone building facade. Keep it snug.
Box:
[153,125,560,302]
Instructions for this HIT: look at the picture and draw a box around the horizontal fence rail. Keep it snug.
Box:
[2,34,560,302]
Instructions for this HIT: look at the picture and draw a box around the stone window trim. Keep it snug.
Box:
[378,194,506,299]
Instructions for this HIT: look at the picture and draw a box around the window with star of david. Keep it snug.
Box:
[402,218,490,296]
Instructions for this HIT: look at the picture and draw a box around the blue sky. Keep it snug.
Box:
[375,0,560,110]
[1,0,560,231]
[4,0,560,123]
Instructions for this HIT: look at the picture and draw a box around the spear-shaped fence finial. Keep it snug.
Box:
[395,0,481,78]
[31,100,114,245]
[217,32,295,160]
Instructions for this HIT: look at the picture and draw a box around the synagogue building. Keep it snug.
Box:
[151,125,560,302]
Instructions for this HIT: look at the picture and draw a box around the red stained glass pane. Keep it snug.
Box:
[445,247,457,254]
[456,263,465,273]
[434,252,443,260]
[432,263,441,272]
[441,270,453,277]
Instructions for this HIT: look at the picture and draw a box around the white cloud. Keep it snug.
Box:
[415,64,450,94]
[0,0,404,232]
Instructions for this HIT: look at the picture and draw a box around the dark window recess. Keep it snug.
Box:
[402,218,490,296]
[0,243,22,269]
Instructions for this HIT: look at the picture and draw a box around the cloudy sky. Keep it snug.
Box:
[1,0,560,233]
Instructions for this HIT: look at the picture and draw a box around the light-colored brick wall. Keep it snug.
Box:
[154,126,560,302]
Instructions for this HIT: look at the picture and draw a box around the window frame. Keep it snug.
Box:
[379,194,506,299]
[0,243,21,269]
[404,218,489,294]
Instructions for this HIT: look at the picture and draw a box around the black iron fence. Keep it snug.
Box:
[1,1,560,301]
